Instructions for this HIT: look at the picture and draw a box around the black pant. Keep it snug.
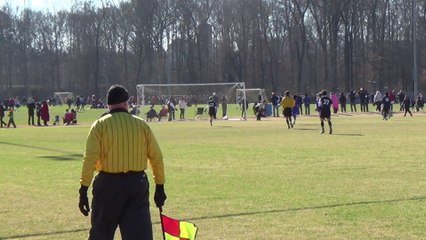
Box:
[404,108,412,116]
[89,171,152,240]
[28,113,35,125]
[304,104,310,115]
[7,119,16,128]
[0,116,6,127]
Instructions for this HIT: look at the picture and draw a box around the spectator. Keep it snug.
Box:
[167,98,175,121]
[7,107,16,128]
[71,109,78,124]
[53,115,60,125]
[271,92,280,117]
[27,96,36,126]
[146,106,158,122]
[349,90,357,112]
[0,104,7,127]
[36,102,42,126]
[330,92,339,114]
[397,90,405,111]
[40,100,50,126]
[178,97,187,120]
[130,104,140,116]
[303,93,311,115]
[373,91,383,112]
[339,93,347,113]
[240,98,249,119]
[63,109,74,125]
[221,95,228,118]
[158,105,168,121]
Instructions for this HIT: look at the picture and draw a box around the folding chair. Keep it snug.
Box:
[195,107,206,119]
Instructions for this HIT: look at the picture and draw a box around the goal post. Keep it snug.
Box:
[136,82,247,120]
[53,92,74,105]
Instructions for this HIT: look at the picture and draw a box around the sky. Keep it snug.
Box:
[0,0,125,12]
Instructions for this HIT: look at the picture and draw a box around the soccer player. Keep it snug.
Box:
[403,96,413,117]
[279,91,295,129]
[318,90,333,134]
[208,96,217,126]
[382,92,391,120]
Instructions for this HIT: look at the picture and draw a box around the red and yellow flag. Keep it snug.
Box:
[161,214,198,240]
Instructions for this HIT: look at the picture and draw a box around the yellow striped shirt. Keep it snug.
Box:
[279,96,295,109]
[80,109,165,187]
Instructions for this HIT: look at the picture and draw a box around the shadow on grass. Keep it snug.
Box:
[176,195,426,222]
[1,228,88,239]
[293,129,363,136]
[332,133,363,136]
[0,141,81,161]
[3,196,425,239]
[293,128,317,131]
[215,125,233,128]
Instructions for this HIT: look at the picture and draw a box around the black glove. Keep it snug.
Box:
[154,184,167,208]
[78,185,90,216]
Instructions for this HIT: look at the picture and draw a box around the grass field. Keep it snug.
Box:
[1,105,425,240]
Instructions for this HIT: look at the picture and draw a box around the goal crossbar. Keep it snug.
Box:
[138,82,245,87]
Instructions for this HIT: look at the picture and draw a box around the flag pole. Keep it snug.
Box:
[159,207,166,240]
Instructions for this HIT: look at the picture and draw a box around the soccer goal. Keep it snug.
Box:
[53,92,74,105]
[136,82,247,120]
[236,88,267,104]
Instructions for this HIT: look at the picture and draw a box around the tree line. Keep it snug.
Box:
[0,0,425,98]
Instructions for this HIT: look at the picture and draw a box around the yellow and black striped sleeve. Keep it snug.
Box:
[80,111,165,187]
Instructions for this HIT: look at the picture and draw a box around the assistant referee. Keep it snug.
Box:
[78,84,166,240]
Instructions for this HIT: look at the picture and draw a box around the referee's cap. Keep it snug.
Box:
[107,84,129,105]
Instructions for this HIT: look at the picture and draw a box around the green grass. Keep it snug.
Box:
[1,105,426,239]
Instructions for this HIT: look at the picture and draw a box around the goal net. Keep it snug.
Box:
[53,92,74,105]
[136,82,247,120]
[236,88,267,104]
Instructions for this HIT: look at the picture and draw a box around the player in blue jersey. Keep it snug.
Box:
[382,92,391,120]
[318,90,333,134]
[208,96,217,126]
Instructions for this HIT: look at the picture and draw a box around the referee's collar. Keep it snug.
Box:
[109,108,129,114]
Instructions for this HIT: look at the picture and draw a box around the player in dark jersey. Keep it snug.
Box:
[318,90,333,134]
[208,96,217,126]
[382,92,391,120]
